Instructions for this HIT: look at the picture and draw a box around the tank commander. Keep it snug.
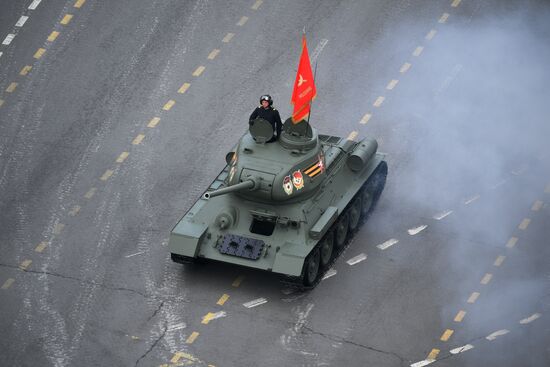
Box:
[249,94,282,142]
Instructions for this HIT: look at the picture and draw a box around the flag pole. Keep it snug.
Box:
[306,60,318,130]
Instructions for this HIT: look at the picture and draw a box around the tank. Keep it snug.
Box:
[169,117,387,288]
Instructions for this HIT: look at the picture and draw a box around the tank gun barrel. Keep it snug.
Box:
[203,177,258,199]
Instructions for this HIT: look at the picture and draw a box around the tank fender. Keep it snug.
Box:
[272,241,308,276]
[347,138,378,172]
[309,206,338,240]
[168,221,208,258]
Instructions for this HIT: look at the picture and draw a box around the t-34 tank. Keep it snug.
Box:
[169,117,387,288]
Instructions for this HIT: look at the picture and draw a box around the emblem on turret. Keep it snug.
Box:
[292,170,304,190]
[283,175,293,195]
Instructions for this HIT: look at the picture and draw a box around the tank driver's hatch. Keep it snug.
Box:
[249,118,274,144]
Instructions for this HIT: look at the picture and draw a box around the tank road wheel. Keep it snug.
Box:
[348,197,362,232]
[334,212,349,250]
[319,231,334,268]
[303,247,321,286]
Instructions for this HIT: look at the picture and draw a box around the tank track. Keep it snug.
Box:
[280,161,387,291]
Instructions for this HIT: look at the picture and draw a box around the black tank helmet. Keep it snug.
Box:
[260,94,273,106]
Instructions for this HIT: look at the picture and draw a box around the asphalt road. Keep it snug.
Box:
[1,0,549,366]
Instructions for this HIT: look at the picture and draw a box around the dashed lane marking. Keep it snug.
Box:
[373,96,385,107]
[47,31,60,42]
[201,311,226,324]
[132,134,145,145]
[2,34,15,45]
[486,329,509,341]
[412,46,424,57]
[147,117,160,128]
[192,65,206,76]
[494,255,505,267]
[20,65,32,76]
[84,187,97,199]
[450,344,473,354]
[377,238,399,250]
[440,329,454,341]
[125,251,144,258]
[464,194,480,205]
[35,241,48,253]
[15,16,29,27]
[34,48,46,59]
[427,349,440,360]
[171,352,197,364]
[60,14,74,25]
[232,275,245,287]
[69,205,81,216]
[162,100,175,110]
[236,16,249,26]
[360,113,372,124]
[100,169,114,181]
[347,131,358,141]
[178,83,190,94]
[433,210,453,220]
[410,360,435,367]
[1,278,15,289]
[531,200,543,211]
[185,331,200,344]
[322,268,337,280]
[518,218,530,230]
[222,33,235,43]
[74,0,86,8]
[438,13,450,23]
[505,236,518,248]
[217,294,230,306]
[251,0,263,10]
[207,49,220,60]
[408,225,427,235]
[386,79,399,90]
[346,253,367,265]
[53,223,65,235]
[454,310,466,322]
[243,298,267,308]
[467,292,480,304]
[116,151,129,163]
[480,273,493,285]
[6,82,18,93]
[451,0,462,7]
[400,62,411,73]
[20,259,32,270]
[425,29,437,40]
[28,0,42,10]
[519,313,541,324]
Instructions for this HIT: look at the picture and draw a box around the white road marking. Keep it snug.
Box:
[243,298,267,308]
[0,52,3,58]
[2,34,15,45]
[433,210,453,220]
[410,360,435,367]
[28,0,42,10]
[346,253,367,265]
[125,251,144,258]
[322,268,337,280]
[450,344,474,354]
[519,313,541,324]
[167,322,186,332]
[408,225,427,235]
[464,194,480,205]
[377,238,399,250]
[15,16,29,27]
[310,38,328,62]
[490,178,508,189]
[486,329,509,341]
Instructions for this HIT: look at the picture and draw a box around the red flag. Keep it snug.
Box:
[291,35,317,123]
